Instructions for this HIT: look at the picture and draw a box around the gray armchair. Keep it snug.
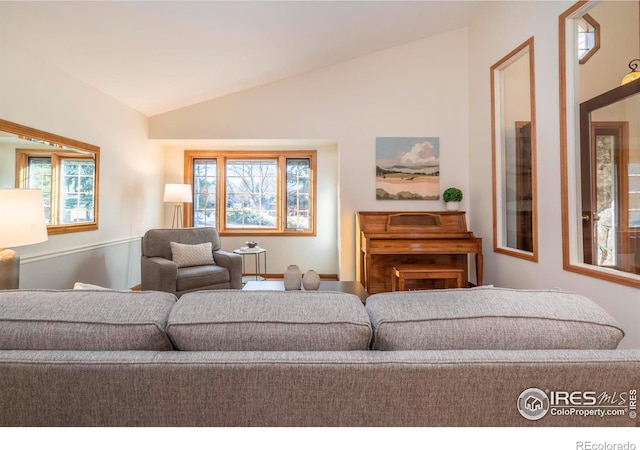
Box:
[141,227,242,297]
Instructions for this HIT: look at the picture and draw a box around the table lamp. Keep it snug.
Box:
[0,189,48,289]
[163,184,192,228]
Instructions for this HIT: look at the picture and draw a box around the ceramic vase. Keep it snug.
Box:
[283,264,302,290]
[446,201,460,211]
[302,269,321,290]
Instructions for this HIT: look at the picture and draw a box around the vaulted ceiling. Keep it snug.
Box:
[0,1,484,116]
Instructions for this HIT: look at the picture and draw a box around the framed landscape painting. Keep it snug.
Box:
[375,137,440,200]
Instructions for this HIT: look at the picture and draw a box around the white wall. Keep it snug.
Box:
[468,0,640,349]
[0,142,16,187]
[0,42,165,289]
[150,28,471,282]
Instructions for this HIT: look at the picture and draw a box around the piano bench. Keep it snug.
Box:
[391,264,464,291]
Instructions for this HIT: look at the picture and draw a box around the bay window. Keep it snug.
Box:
[185,150,316,236]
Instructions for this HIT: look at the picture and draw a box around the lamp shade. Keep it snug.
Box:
[0,189,48,248]
[621,71,640,86]
[621,59,640,86]
[163,184,192,203]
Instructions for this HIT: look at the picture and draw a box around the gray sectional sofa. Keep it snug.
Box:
[0,286,638,427]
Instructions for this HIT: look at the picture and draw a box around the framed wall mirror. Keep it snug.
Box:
[0,119,100,235]
[491,37,538,261]
[560,0,640,287]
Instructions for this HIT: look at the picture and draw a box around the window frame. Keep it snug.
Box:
[559,1,640,288]
[16,148,98,235]
[577,13,600,65]
[184,150,317,236]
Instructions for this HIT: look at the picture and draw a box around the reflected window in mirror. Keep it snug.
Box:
[0,119,99,235]
[491,37,538,261]
[16,149,96,226]
[560,0,640,287]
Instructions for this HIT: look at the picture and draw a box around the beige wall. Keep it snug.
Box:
[0,42,165,289]
[150,28,471,281]
[0,142,16,187]
[579,1,640,102]
[580,1,640,176]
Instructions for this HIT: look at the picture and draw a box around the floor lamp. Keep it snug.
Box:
[163,184,192,228]
[0,189,48,289]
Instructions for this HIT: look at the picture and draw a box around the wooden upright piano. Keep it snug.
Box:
[357,211,483,294]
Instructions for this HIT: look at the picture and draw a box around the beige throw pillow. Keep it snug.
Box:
[170,241,215,268]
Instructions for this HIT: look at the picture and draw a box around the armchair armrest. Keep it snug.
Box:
[141,256,178,294]
[213,250,243,289]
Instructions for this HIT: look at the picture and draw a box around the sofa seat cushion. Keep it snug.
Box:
[366,287,625,350]
[0,290,176,351]
[167,290,372,351]
[176,265,229,292]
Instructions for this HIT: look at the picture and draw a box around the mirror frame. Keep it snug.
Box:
[490,36,539,262]
[0,118,100,235]
[560,0,640,288]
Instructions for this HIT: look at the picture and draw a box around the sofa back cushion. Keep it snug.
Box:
[366,287,625,350]
[0,290,176,351]
[142,227,221,260]
[167,290,372,351]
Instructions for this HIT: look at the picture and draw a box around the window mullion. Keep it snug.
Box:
[277,155,285,232]
[218,155,227,232]
[51,154,61,225]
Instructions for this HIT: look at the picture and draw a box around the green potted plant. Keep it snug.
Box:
[443,187,463,211]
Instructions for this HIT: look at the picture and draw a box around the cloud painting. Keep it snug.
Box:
[376,137,440,200]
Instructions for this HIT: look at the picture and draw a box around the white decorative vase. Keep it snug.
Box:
[302,269,321,290]
[446,201,460,211]
[283,264,302,290]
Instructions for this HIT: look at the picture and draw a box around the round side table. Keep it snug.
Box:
[233,247,267,283]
